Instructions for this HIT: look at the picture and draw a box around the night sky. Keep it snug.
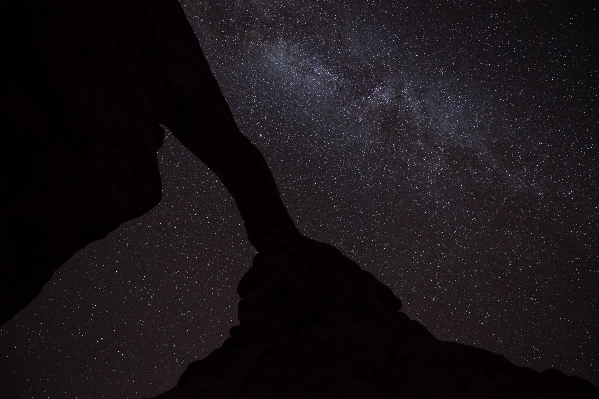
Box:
[1,1,597,398]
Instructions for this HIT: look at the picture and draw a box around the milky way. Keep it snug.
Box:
[1,1,597,398]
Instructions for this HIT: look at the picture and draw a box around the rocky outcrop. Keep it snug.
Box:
[150,236,598,399]
[0,0,297,325]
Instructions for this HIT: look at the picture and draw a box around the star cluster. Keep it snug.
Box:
[1,1,597,398]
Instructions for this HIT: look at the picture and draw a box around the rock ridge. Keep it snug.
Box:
[150,237,598,399]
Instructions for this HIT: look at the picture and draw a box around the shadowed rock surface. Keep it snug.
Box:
[0,0,297,326]
[149,237,598,399]
[1,1,597,398]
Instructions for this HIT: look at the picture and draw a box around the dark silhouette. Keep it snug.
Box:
[0,0,298,325]
[149,236,598,399]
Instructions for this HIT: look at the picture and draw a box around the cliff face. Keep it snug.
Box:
[0,0,296,325]
[149,237,598,399]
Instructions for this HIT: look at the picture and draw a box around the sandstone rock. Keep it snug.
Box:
[0,0,297,325]
[149,236,599,399]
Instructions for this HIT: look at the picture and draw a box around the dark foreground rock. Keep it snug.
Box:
[0,0,296,326]
[149,237,598,399]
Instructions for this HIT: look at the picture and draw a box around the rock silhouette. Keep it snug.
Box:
[148,237,598,399]
[0,0,297,325]
[0,1,597,398]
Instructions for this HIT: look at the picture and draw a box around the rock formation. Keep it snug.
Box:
[0,0,297,325]
[148,236,598,399]
[0,1,597,398]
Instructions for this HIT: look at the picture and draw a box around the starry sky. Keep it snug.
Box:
[1,1,597,398]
